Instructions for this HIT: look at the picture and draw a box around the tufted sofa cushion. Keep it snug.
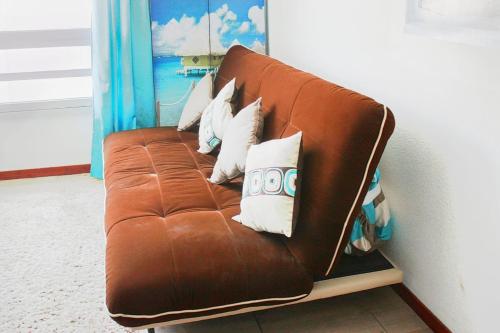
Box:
[104,128,313,327]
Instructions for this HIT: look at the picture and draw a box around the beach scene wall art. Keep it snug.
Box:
[150,0,267,126]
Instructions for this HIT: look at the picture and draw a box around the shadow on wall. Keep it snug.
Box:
[380,127,454,232]
[378,126,468,329]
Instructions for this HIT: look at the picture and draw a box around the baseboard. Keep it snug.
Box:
[0,164,91,181]
[392,284,451,333]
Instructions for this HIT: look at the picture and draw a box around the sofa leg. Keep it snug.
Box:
[147,328,155,333]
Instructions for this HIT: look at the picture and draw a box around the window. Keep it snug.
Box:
[0,0,92,113]
[418,0,500,19]
[406,0,500,47]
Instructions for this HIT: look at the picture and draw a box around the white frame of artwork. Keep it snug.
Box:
[264,0,270,54]
[405,0,500,48]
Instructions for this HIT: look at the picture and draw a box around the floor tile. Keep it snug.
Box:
[255,297,386,333]
[356,288,407,313]
[374,310,427,333]
[408,328,433,333]
[156,313,261,333]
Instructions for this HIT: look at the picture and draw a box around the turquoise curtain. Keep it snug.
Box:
[90,0,155,179]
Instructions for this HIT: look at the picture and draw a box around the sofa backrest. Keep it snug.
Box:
[214,46,395,279]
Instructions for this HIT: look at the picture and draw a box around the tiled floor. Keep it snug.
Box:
[158,287,431,333]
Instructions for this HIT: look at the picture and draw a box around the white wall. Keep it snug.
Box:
[268,1,500,332]
[0,108,92,171]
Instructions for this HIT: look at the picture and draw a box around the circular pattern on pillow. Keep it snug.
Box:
[264,168,284,194]
[284,169,298,197]
[243,167,297,198]
[249,170,263,196]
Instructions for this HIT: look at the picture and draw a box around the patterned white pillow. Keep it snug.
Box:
[233,132,303,237]
[209,98,263,184]
[177,73,213,131]
[198,78,236,154]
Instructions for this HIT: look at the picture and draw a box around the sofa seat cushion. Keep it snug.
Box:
[103,127,313,327]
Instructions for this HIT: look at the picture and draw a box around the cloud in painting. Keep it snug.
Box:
[151,17,197,55]
[151,3,266,56]
[216,4,229,17]
[224,10,237,22]
[152,5,236,56]
[251,39,266,54]
[248,5,265,33]
[216,3,238,22]
[229,38,266,54]
[229,39,241,48]
[237,21,250,34]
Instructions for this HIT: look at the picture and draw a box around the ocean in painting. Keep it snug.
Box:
[153,56,204,126]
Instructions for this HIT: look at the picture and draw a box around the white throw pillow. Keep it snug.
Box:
[198,78,236,154]
[233,131,303,237]
[177,73,213,131]
[209,98,263,184]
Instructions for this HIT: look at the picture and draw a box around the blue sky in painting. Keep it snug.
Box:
[210,0,265,48]
[150,0,266,56]
[150,0,208,24]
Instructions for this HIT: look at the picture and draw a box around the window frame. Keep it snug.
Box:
[0,28,92,112]
[405,0,500,48]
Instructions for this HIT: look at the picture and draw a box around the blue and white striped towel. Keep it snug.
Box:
[345,169,394,255]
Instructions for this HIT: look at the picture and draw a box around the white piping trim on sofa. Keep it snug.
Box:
[324,106,389,276]
[131,266,403,331]
[109,293,309,319]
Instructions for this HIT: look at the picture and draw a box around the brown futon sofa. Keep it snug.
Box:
[103,46,399,330]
